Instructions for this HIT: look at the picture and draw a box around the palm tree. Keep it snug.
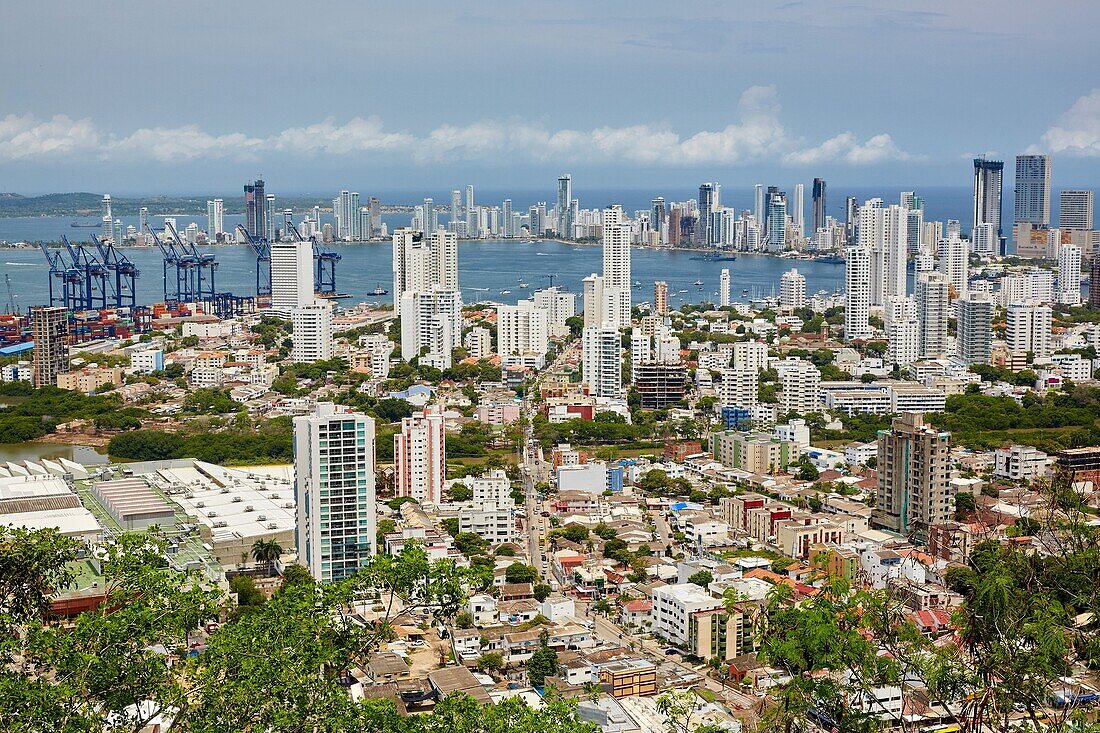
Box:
[251,539,283,576]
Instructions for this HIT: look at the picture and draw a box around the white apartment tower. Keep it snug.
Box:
[915,272,950,359]
[294,403,376,583]
[719,269,731,307]
[778,361,821,415]
[1006,302,1052,357]
[602,205,632,327]
[779,268,806,309]
[937,237,969,297]
[291,301,334,363]
[270,240,316,314]
[1057,245,1082,305]
[885,296,920,368]
[400,288,463,369]
[206,198,225,241]
[845,246,872,340]
[956,294,993,365]
[582,325,622,398]
[497,300,550,358]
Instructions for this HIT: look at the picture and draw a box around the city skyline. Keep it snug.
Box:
[3,2,1100,192]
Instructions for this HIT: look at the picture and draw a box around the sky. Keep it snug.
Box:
[2,0,1100,195]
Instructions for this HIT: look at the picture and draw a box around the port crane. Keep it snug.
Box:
[235,224,272,299]
[164,220,217,303]
[91,234,140,309]
[287,221,341,297]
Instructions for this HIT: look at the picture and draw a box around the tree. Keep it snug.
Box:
[954,491,976,518]
[250,538,283,576]
[504,562,538,584]
[455,610,474,629]
[476,652,505,674]
[687,570,713,588]
[454,532,488,556]
[447,482,472,502]
[527,646,559,688]
[533,583,553,602]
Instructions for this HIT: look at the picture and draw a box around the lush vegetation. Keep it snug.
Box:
[107,417,294,465]
[0,383,147,442]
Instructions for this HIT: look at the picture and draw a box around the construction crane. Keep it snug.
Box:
[61,235,108,310]
[235,224,271,298]
[287,221,341,297]
[165,220,216,303]
[145,223,197,304]
[4,273,16,314]
[92,234,140,309]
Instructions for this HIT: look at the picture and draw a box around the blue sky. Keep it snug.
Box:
[2,0,1099,194]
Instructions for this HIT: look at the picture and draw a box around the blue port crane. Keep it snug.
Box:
[37,240,84,309]
[91,234,140,309]
[145,223,198,303]
[235,224,271,298]
[61,235,109,310]
[286,221,340,296]
[164,220,217,303]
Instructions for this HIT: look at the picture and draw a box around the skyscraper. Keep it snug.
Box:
[270,240,315,313]
[582,325,622,398]
[811,178,827,235]
[792,183,804,235]
[779,268,806,309]
[937,237,969,297]
[557,174,572,238]
[652,198,667,245]
[244,181,265,237]
[916,272,950,359]
[601,205,632,326]
[972,157,1004,244]
[1059,190,1094,230]
[885,296,919,368]
[423,198,437,233]
[1006,302,1052,357]
[451,189,462,226]
[31,306,67,387]
[873,413,953,540]
[1014,154,1051,226]
[502,199,512,238]
[719,268,730,307]
[294,402,376,583]
[698,183,719,244]
[957,294,993,365]
[845,196,858,244]
[1090,258,1100,310]
[754,184,764,226]
[291,301,333,363]
[844,246,872,340]
[206,199,224,242]
[1057,245,1082,305]
[766,190,787,251]
[265,194,277,241]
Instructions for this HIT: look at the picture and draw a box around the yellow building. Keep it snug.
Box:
[56,367,124,395]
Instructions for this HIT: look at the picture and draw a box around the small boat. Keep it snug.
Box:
[500,289,511,295]
[632,281,641,288]
[742,288,749,295]
[536,252,548,256]
[518,282,529,289]
[367,283,389,296]
[677,289,688,294]
[693,280,703,286]
[470,287,490,292]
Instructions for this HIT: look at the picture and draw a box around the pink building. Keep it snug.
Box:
[393,405,446,503]
[475,401,521,425]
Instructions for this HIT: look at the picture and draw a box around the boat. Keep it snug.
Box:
[469,287,490,292]
[367,283,389,296]
[689,251,737,262]
[70,222,101,228]
[500,289,511,295]
[742,288,749,295]
[518,282,529,289]
[693,280,703,286]
[632,281,641,288]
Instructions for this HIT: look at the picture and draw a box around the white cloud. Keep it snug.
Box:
[1039,88,1100,156]
[0,114,100,160]
[783,132,918,166]
[0,91,918,168]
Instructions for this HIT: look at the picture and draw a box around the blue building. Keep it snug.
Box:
[721,406,751,431]
[606,465,624,493]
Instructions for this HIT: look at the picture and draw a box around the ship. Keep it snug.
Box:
[70,222,102,228]
[690,251,737,262]
[367,283,389,296]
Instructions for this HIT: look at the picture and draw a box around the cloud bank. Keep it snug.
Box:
[0,87,917,167]
[1039,88,1100,157]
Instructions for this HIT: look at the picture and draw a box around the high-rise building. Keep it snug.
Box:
[754,184,764,226]
[792,183,804,235]
[719,269,731,307]
[244,179,266,241]
[393,406,446,504]
[391,228,458,320]
[265,194,277,241]
[532,287,576,332]
[270,240,315,313]
[206,199,224,242]
[972,157,1004,243]
[915,272,950,359]
[845,196,858,244]
[602,205,631,327]
[422,198,437,234]
[451,190,462,226]
[885,296,920,368]
[1006,302,1052,357]
[698,183,719,244]
[778,361,820,415]
[812,178,827,235]
[399,288,463,368]
[31,306,67,387]
[557,174,573,237]
[718,368,758,409]
[872,413,953,539]
[845,246,872,340]
[1091,258,1100,310]
[858,200,907,304]
[937,237,969,297]
[497,300,550,358]
[766,190,787,251]
[294,402,376,582]
[652,198,667,245]
[779,268,806,309]
[1057,245,1082,305]
[291,301,333,363]
[1059,190,1094,231]
[368,197,381,237]
[138,207,149,237]
[972,222,997,257]
[957,294,993,365]
[582,325,622,398]
[654,281,668,316]
[583,273,607,328]
[1014,154,1051,226]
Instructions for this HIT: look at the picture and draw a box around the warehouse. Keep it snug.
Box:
[91,478,176,531]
